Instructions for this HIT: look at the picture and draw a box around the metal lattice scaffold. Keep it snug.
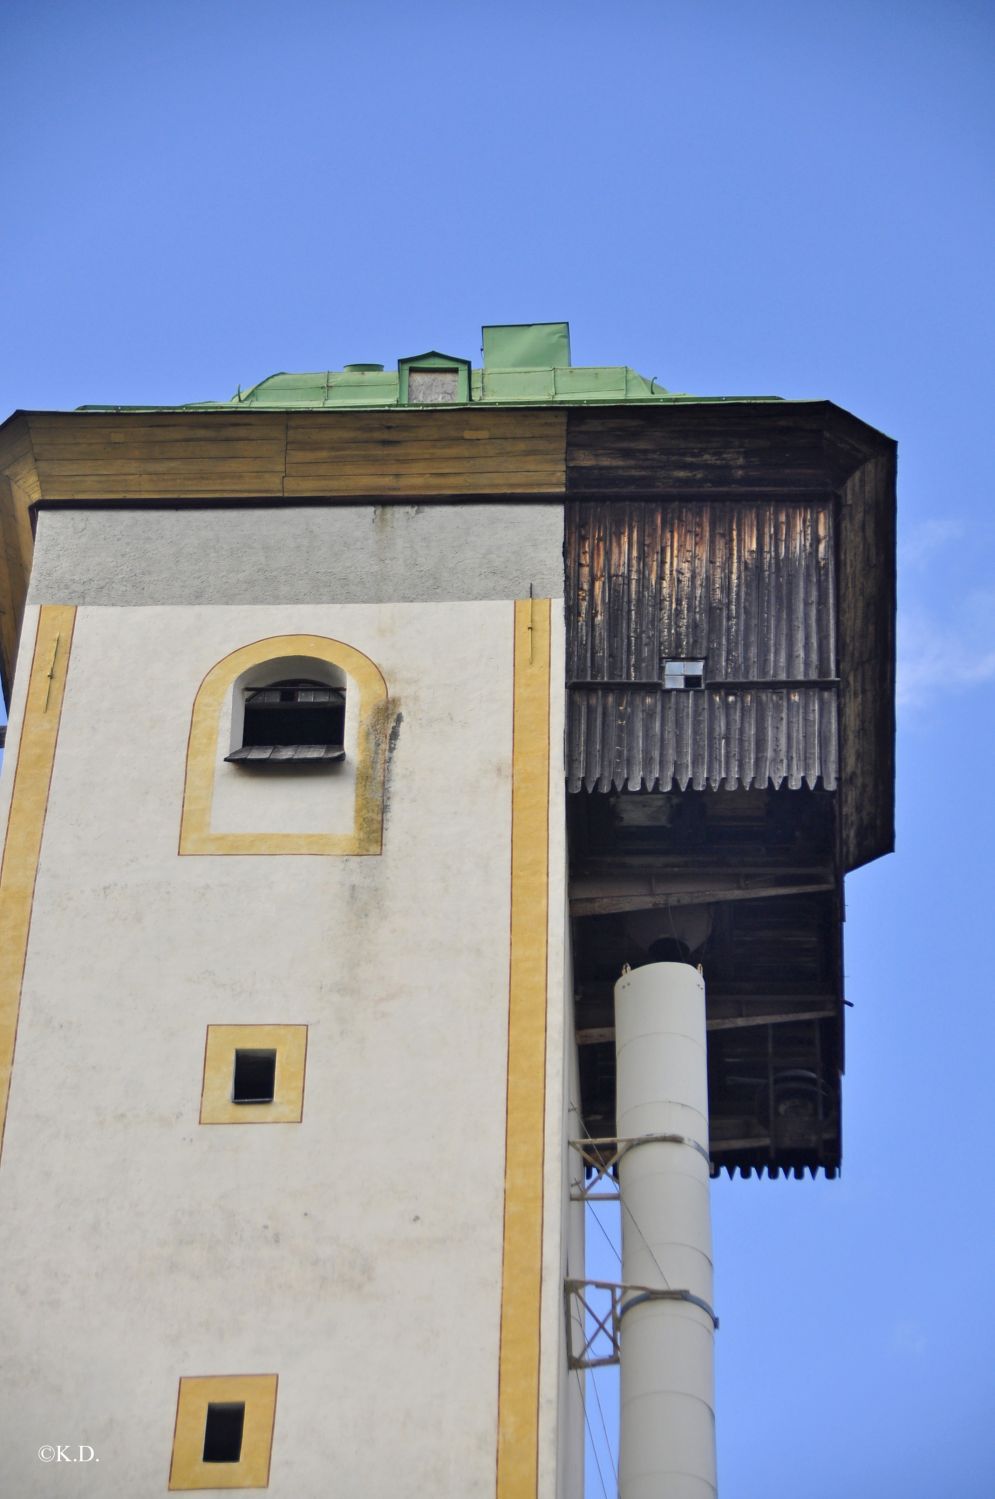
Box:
[564,1278,623,1370]
[569,1133,712,1201]
[564,1278,719,1371]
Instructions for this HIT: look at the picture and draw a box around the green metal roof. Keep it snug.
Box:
[77,322,782,412]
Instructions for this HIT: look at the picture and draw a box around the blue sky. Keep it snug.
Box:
[3,2,993,1495]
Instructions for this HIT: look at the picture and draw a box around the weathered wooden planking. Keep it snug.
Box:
[837,453,896,870]
[16,407,567,501]
[573,882,844,1172]
[567,499,836,681]
[23,411,288,501]
[0,480,22,700]
[566,404,836,492]
[566,496,840,794]
[284,409,565,494]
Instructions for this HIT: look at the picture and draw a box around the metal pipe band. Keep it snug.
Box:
[619,1289,719,1330]
[619,1131,711,1167]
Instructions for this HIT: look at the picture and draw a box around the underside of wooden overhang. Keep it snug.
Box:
[568,784,846,1176]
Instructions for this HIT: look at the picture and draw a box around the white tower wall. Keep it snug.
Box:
[0,503,573,1498]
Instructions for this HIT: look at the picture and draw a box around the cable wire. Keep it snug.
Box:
[588,1200,622,1267]
[568,1099,622,1266]
[590,1364,619,1491]
[571,1097,673,1290]
[576,1369,611,1499]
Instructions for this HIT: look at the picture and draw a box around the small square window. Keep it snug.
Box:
[203,1403,245,1463]
[662,658,705,690]
[200,1025,307,1125]
[232,1050,276,1105]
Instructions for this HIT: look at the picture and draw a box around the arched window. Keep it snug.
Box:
[226,677,346,763]
[180,634,389,857]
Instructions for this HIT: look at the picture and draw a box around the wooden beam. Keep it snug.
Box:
[706,1008,835,1031]
[710,1129,837,1154]
[576,1027,616,1046]
[569,869,834,916]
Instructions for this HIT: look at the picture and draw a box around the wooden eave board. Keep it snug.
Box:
[12,407,566,502]
[282,409,565,496]
[23,410,291,500]
[564,400,893,494]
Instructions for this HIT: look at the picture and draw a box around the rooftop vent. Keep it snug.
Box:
[482,322,571,370]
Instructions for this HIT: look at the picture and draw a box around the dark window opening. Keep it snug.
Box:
[243,679,344,746]
[227,678,346,764]
[203,1402,245,1464]
[232,1049,277,1105]
[662,658,705,690]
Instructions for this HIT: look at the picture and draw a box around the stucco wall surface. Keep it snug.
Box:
[0,597,565,1497]
[26,503,566,607]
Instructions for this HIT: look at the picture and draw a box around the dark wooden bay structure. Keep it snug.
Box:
[0,325,895,1180]
[565,406,895,1176]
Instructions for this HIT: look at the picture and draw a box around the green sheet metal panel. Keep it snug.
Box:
[482,321,571,369]
[72,322,783,412]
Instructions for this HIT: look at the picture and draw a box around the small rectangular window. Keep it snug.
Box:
[232,1049,277,1105]
[169,1374,278,1489]
[201,1025,307,1125]
[202,1402,245,1463]
[662,658,705,690]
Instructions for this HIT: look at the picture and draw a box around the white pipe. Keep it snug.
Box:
[615,962,716,1499]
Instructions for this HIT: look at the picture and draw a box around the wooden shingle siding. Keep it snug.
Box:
[567,685,838,794]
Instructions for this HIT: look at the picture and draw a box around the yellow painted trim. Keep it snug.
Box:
[179,634,389,856]
[0,605,76,1157]
[496,597,551,1499]
[200,1025,308,1125]
[168,1374,278,1490]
